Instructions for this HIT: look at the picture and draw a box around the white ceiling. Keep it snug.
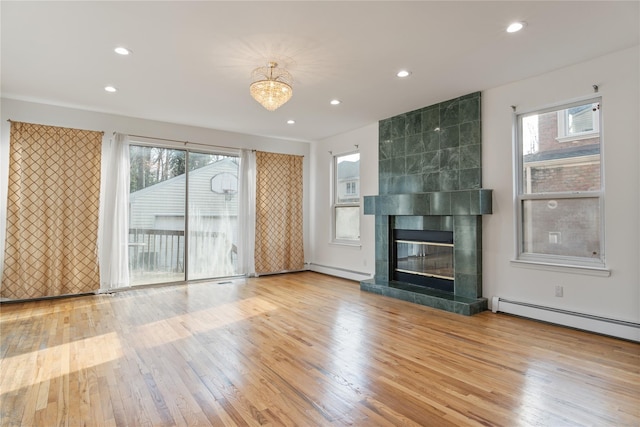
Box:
[2,1,638,143]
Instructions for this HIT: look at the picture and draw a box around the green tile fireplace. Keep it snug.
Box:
[361,92,492,315]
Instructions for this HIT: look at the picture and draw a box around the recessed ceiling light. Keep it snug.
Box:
[114,46,131,55]
[506,22,525,33]
[330,99,341,105]
[287,119,295,125]
[396,70,411,78]
[104,86,117,93]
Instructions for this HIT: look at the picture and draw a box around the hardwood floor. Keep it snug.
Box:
[1,271,638,426]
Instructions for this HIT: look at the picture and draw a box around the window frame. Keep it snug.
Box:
[332,150,361,244]
[514,97,606,269]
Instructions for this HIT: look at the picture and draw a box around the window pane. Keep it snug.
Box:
[522,197,601,259]
[396,242,454,280]
[188,153,239,280]
[522,102,600,194]
[336,153,360,204]
[335,206,360,240]
[129,146,186,285]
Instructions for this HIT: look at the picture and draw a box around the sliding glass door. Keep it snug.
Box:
[129,146,186,285]
[128,145,240,285]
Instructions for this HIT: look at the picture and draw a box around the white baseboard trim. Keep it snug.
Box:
[306,263,373,282]
[492,296,640,342]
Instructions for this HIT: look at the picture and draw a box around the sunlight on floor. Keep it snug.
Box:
[0,331,124,394]
[133,296,279,348]
[518,361,609,425]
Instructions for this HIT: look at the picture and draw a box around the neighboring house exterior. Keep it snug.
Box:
[129,157,239,231]
[336,159,360,203]
[523,104,600,193]
[522,103,600,258]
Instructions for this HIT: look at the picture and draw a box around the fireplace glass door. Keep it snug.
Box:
[393,230,454,292]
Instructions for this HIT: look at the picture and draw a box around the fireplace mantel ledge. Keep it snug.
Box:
[363,189,492,217]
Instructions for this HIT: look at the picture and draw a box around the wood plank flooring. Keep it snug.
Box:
[1,271,639,426]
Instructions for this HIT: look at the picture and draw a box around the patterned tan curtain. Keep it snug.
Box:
[1,122,102,299]
[254,151,304,274]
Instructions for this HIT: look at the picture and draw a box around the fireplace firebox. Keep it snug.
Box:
[392,229,454,293]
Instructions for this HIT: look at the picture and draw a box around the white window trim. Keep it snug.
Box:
[510,259,610,277]
[514,97,605,271]
[331,150,360,244]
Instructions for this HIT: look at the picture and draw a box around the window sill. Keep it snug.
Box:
[330,241,362,249]
[510,259,611,277]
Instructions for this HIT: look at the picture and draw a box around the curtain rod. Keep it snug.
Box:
[121,132,241,152]
[119,133,304,157]
[7,119,105,135]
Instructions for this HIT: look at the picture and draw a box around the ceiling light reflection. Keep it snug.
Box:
[507,22,525,33]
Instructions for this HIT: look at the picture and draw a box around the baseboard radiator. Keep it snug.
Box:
[492,297,640,342]
[306,262,373,282]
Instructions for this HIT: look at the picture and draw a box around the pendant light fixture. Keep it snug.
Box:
[250,62,293,111]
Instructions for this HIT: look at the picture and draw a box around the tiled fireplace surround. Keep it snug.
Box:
[361,92,492,315]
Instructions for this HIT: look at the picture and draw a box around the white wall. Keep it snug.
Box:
[483,46,640,324]
[309,123,378,281]
[0,98,311,274]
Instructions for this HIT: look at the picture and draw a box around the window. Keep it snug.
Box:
[556,102,600,143]
[516,98,604,268]
[346,181,357,195]
[128,145,240,285]
[333,152,360,242]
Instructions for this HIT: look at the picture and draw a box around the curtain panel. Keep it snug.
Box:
[254,151,304,274]
[1,122,102,299]
[98,133,130,291]
[237,149,257,276]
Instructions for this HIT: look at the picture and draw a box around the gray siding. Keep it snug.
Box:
[129,158,239,230]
